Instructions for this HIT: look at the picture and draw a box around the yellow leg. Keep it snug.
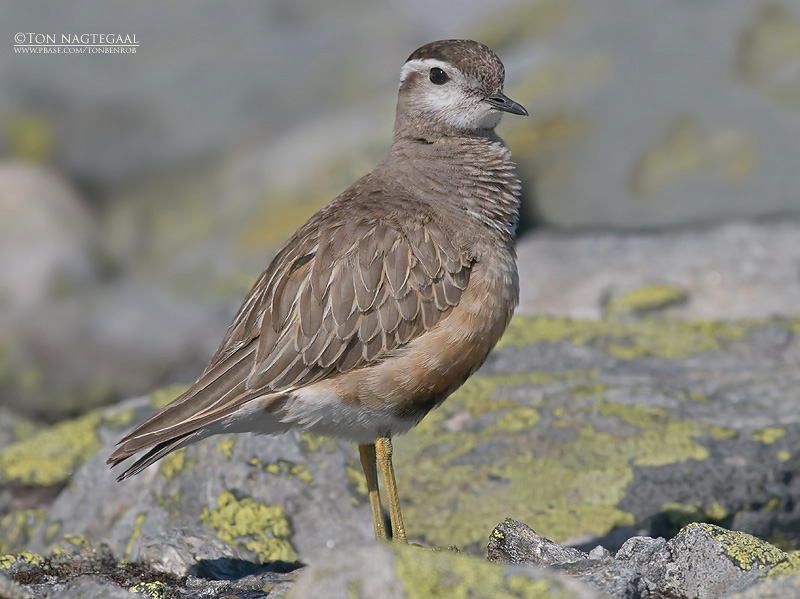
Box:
[375,433,407,543]
[358,443,386,541]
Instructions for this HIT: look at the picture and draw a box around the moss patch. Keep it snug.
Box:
[201,491,297,563]
[0,412,102,486]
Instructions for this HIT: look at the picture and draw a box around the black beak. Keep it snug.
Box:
[484,93,528,116]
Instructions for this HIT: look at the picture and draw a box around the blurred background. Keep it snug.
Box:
[1,0,800,426]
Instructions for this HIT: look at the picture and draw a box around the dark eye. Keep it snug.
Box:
[429,67,449,85]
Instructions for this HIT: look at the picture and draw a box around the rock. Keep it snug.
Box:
[516,221,800,321]
[0,570,32,599]
[288,543,601,599]
[487,517,587,566]
[0,390,374,576]
[497,0,800,228]
[488,518,800,599]
[0,162,95,318]
[4,309,800,562]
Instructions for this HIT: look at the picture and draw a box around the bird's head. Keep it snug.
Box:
[395,39,527,141]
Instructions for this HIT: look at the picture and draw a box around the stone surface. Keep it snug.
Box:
[3,392,373,576]
[516,221,800,321]
[0,546,296,598]
[502,0,800,228]
[289,543,601,599]
[4,312,800,564]
[488,518,800,599]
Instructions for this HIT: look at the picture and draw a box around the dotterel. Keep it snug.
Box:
[109,39,528,544]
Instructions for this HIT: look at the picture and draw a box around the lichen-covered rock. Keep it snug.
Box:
[0,390,373,576]
[389,312,800,552]
[489,518,800,599]
[288,543,601,599]
[4,310,800,566]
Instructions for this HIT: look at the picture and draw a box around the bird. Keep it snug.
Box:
[108,39,527,544]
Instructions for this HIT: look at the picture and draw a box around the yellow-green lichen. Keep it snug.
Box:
[706,501,728,521]
[7,113,54,162]
[0,510,43,554]
[248,458,313,484]
[125,513,147,560]
[660,501,728,530]
[493,407,541,432]
[753,427,787,445]
[103,409,135,429]
[300,432,335,454]
[497,315,748,360]
[130,581,169,599]
[571,383,612,398]
[397,368,725,549]
[631,117,756,195]
[0,552,44,569]
[414,369,599,436]
[50,534,91,556]
[0,412,102,486]
[778,450,792,462]
[216,437,236,459]
[710,426,737,440]
[394,544,576,599]
[686,523,787,571]
[159,447,196,481]
[150,384,190,409]
[605,284,688,317]
[346,462,369,506]
[45,522,60,544]
[11,417,37,443]
[768,552,800,577]
[201,491,297,563]
[596,403,710,466]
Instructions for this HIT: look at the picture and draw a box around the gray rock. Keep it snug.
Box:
[726,575,800,599]
[289,543,601,599]
[489,519,800,599]
[0,571,32,599]
[39,576,138,599]
[487,517,588,566]
[503,0,800,228]
[516,221,800,321]
[2,392,373,576]
[0,162,95,319]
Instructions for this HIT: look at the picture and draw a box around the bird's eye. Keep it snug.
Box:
[429,67,449,85]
